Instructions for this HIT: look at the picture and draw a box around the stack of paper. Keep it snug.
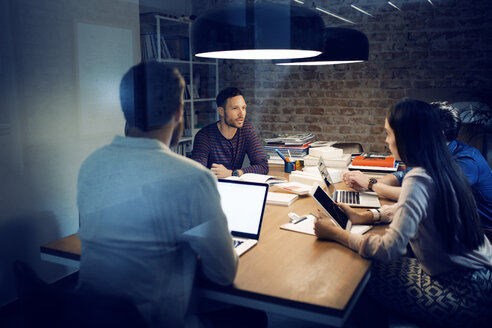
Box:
[306,146,350,168]
[272,181,312,195]
[264,133,314,165]
[264,133,315,146]
[309,146,343,158]
[302,166,344,184]
[288,170,326,188]
[266,192,299,206]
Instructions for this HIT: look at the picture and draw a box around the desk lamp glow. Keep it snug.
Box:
[191,3,324,60]
[274,27,369,66]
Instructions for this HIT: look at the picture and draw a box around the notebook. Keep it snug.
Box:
[217,179,269,256]
[317,158,380,208]
[266,192,298,206]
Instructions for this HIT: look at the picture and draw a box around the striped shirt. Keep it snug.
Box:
[191,121,269,175]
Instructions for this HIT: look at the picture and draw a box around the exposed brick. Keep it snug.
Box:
[216,0,492,151]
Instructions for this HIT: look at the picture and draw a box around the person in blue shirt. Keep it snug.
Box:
[343,101,492,231]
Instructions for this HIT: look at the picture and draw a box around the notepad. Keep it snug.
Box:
[266,192,298,206]
[280,216,371,235]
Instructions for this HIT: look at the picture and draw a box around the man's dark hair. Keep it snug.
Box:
[120,61,185,132]
[431,101,461,142]
[216,87,243,109]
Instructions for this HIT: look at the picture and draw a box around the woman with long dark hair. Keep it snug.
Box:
[314,99,492,327]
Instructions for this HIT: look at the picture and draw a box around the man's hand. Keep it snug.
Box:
[211,163,232,178]
[342,170,370,191]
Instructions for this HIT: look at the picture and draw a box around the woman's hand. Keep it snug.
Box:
[337,203,373,225]
[314,209,343,240]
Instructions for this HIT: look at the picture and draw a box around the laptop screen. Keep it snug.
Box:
[217,179,269,239]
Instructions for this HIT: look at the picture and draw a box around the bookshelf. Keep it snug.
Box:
[139,13,219,156]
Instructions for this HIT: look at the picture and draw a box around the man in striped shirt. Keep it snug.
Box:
[191,87,269,178]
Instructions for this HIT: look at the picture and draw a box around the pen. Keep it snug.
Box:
[288,150,292,160]
[275,149,289,163]
[293,216,307,224]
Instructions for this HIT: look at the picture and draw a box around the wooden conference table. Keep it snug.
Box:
[41,167,391,327]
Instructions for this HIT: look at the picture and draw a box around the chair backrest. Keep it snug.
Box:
[13,260,147,328]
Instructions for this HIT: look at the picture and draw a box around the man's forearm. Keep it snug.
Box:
[371,182,401,201]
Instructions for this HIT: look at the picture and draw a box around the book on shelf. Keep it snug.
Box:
[266,192,298,206]
[351,154,395,168]
[185,84,192,99]
[141,34,173,61]
[165,35,189,60]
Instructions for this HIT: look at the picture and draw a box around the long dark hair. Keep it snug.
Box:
[387,99,484,253]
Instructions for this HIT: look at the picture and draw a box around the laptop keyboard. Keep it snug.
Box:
[337,190,360,205]
[233,239,243,248]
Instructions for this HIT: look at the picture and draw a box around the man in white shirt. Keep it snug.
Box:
[76,62,239,327]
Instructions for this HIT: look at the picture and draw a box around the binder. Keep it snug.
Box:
[351,155,395,168]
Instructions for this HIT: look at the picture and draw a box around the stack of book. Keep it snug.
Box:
[264,133,315,165]
[303,146,351,168]
[264,133,315,146]
[348,153,398,173]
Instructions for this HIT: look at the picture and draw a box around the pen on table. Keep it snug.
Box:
[275,149,289,162]
[293,216,307,224]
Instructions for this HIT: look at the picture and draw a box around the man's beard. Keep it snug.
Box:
[170,120,184,148]
[224,113,244,129]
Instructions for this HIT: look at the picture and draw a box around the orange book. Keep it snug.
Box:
[351,155,395,168]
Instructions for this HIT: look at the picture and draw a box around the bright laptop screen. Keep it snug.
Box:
[217,179,268,238]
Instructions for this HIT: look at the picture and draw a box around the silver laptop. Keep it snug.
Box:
[317,158,380,208]
[217,179,269,256]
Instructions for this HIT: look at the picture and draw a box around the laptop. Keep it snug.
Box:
[317,158,380,208]
[217,179,269,256]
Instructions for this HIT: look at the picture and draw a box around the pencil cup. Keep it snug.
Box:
[284,161,296,173]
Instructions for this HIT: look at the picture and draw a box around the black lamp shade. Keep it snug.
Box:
[191,3,325,60]
[274,27,369,65]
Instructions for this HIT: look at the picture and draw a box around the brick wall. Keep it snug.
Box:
[201,0,492,152]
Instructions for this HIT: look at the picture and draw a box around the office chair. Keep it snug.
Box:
[332,142,364,154]
[13,261,147,328]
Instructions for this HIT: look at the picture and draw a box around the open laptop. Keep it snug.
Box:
[217,179,269,256]
[317,158,380,208]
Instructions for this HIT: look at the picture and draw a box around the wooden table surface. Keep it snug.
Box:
[41,166,392,324]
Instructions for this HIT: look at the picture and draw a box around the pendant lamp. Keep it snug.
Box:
[191,3,324,60]
[274,27,369,65]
